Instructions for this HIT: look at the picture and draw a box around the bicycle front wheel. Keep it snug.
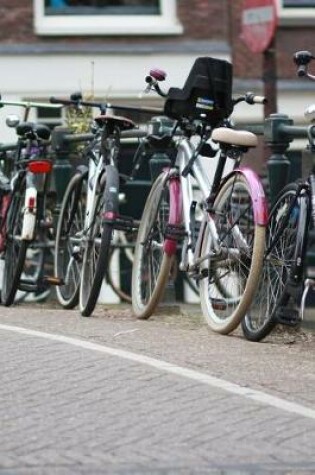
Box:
[79,190,113,317]
[241,182,305,341]
[2,178,29,306]
[132,173,175,319]
[199,173,265,334]
[55,172,87,309]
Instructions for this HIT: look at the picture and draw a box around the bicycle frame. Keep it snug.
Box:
[161,137,267,272]
[84,145,104,235]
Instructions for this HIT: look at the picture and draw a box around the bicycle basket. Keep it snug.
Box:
[164,56,233,126]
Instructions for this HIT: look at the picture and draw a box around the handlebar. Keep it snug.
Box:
[0,98,62,121]
[50,95,107,113]
[0,99,62,110]
[50,93,164,115]
[294,50,315,80]
[232,92,267,107]
[144,69,168,98]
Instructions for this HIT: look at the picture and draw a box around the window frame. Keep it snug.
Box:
[277,0,315,25]
[34,0,183,36]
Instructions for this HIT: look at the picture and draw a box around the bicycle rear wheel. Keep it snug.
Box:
[199,173,265,334]
[1,177,29,306]
[241,182,305,341]
[55,172,87,309]
[132,173,175,319]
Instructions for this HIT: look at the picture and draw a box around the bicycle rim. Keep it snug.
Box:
[55,173,87,309]
[132,173,174,319]
[199,173,265,334]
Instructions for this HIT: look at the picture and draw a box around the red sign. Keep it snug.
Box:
[241,0,278,53]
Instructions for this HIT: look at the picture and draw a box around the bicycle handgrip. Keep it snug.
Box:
[245,92,267,105]
[149,69,167,82]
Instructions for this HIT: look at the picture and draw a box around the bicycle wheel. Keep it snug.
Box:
[79,191,113,317]
[105,230,137,303]
[1,177,29,306]
[55,172,87,309]
[132,173,175,319]
[199,173,265,334]
[15,247,47,304]
[241,182,304,341]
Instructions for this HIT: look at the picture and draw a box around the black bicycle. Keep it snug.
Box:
[241,50,315,341]
[52,93,170,316]
[0,118,57,306]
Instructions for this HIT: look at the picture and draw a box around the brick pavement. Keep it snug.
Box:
[0,303,314,474]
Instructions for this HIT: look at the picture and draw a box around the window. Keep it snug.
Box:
[278,0,315,24]
[34,0,183,35]
[282,0,315,6]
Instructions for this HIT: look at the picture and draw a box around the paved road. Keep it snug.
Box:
[0,302,315,474]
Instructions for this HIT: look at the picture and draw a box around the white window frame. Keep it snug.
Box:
[277,0,315,24]
[34,0,183,36]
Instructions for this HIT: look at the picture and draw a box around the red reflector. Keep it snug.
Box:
[28,197,36,209]
[103,211,116,221]
[27,160,52,174]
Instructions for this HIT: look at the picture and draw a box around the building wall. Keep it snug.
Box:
[0,0,229,44]
[0,1,313,134]
[0,1,232,142]
[229,0,314,79]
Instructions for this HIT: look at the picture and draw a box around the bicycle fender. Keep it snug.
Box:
[103,164,119,221]
[75,165,89,176]
[163,174,183,256]
[21,186,37,240]
[222,167,268,226]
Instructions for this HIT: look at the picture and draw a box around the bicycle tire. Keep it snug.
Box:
[132,172,175,319]
[15,247,47,304]
[1,177,29,306]
[241,182,305,341]
[55,172,87,309]
[79,190,113,317]
[199,172,265,334]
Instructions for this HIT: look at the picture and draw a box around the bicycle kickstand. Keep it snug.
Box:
[300,278,315,321]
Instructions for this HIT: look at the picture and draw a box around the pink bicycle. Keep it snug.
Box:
[131,57,268,334]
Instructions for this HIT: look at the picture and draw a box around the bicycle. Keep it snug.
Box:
[0,101,62,306]
[52,93,166,315]
[132,56,268,334]
[241,50,315,341]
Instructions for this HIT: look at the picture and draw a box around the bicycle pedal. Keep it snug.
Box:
[19,280,38,292]
[195,268,208,281]
[43,276,64,286]
[40,219,54,229]
[113,216,139,231]
[275,306,301,327]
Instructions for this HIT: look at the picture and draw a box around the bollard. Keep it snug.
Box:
[50,127,74,224]
[149,153,171,182]
[264,114,292,205]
